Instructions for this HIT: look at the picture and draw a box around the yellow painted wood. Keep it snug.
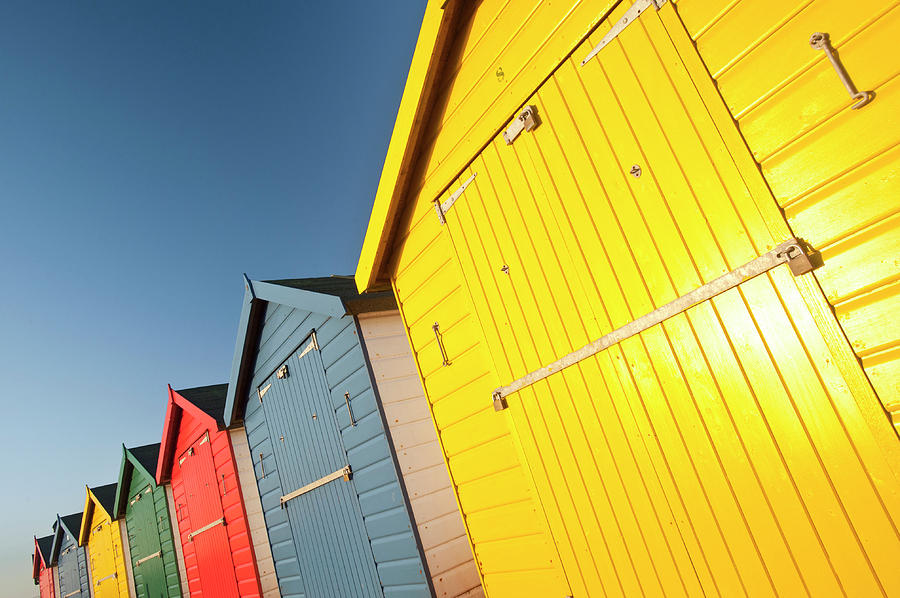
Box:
[677,0,900,413]
[82,488,132,598]
[358,0,900,596]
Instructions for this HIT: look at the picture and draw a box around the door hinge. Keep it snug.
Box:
[503,105,538,144]
[581,0,667,65]
[434,172,477,224]
[257,383,271,403]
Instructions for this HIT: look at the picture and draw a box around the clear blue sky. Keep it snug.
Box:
[0,2,426,593]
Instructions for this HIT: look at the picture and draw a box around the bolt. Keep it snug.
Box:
[630,164,642,178]
[500,264,510,274]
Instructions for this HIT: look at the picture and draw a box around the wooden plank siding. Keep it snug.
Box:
[364,1,900,596]
[229,428,281,598]
[358,311,484,598]
[674,0,900,419]
[164,485,190,597]
[240,296,432,597]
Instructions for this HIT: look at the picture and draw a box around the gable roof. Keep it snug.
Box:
[223,275,396,427]
[79,483,117,546]
[32,534,53,579]
[356,0,460,291]
[51,512,83,563]
[115,443,161,518]
[156,384,228,483]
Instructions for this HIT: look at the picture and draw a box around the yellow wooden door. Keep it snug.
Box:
[432,2,900,596]
[89,518,121,598]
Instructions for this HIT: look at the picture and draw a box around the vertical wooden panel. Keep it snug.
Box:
[229,428,281,598]
[164,484,190,597]
[359,310,484,598]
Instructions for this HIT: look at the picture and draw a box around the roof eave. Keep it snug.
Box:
[156,386,181,484]
[77,487,92,546]
[355,0,460,292]
[114,445,131,519]
[224,277,349,426]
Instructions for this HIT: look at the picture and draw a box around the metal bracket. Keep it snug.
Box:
[581,0,667,65]
[135,551,162,567]
[434,172,477,224]
[188,517,225,541]
[297,331,319,359]
[276,364,289,379]
[280,465,352,507]
[809,32,873,110]
[492,237,818,410]
[257,383,271,403]
[503,105,538,144]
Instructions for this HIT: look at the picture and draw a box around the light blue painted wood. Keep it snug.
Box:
[56,521,91,597]
[234,287,432,598]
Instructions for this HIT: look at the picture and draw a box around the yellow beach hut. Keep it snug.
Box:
[355,1,900,596]
[79,483,134,598]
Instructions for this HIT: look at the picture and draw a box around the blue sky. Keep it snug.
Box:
[0,2,426,593]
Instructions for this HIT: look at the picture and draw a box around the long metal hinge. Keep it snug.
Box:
[581,0,667,65]
[434,172,477,224]
[297,331,319,359]
[188,517,225,541]
[257,383,271,403]
[135,551,162,566]
[503,105,538,144]
[492,238,816,410]
[281,465,352,507]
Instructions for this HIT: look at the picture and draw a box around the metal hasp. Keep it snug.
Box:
[581,0,667,65]
[502,105,538,144]
[492,238,817,410]
[96,573,117,585]
[809,32,873,110]
[433,322,450,366]
[344,391,356,426]
[276,364,289,379]
[280,465,352,507]
[434,172,477,224]
[188,517,225,541]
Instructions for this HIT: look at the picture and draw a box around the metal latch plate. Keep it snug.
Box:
[503,105,538,144]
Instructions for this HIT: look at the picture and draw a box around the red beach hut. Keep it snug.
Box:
[156,384,262,598]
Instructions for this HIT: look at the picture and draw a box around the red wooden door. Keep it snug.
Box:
[179,432,239,598]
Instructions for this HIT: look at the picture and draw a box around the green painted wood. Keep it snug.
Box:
[125,459,182,598]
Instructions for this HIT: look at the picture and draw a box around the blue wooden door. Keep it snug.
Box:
[261,333,382,598]
[58,542,83,597]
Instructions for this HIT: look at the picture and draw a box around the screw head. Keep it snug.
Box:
[630,164,642,178]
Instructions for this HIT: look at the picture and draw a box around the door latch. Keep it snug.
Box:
[809,32,872,110]
[503,105,538,144]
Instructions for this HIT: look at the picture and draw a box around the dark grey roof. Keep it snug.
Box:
[90,483,118,517]
[36,535,54,562]
[128,443,160,476]
[265,275,396,314]
[59,513,83,538]
[176,383,228,427]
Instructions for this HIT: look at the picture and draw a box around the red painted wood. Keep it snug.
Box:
[39,567,55,598]
[157,388,262,598]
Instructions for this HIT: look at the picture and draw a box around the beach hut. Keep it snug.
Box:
[79,482,133,597]
[114,443,187,597]
[354,1,900,596]
[51,512,92,598]
[155,384,269,598]
[224,275,482,597]
[33,534,56,598]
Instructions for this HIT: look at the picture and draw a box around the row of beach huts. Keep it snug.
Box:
[32,0,900,596]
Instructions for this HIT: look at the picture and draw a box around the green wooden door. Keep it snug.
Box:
[128,485,167,597]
